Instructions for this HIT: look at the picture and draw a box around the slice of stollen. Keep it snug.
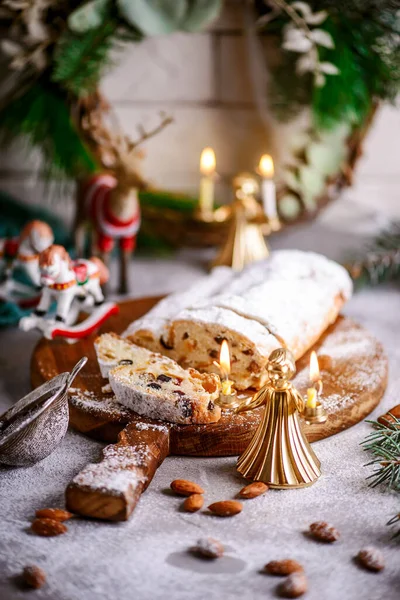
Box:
[109,361,221,425]
[95,332,155,378]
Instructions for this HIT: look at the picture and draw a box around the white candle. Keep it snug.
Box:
[258,154,277,219]
[199,147,216,216]
[307,351,322,408]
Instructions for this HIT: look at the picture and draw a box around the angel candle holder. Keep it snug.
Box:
[303,351,328,425]
[237,348,321,489]
[211,173,270,271]
[213,340,241,410]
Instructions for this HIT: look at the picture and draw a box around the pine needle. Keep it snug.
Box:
[0,81,97,179]
[361,415,400,491]
[52,21,118,97]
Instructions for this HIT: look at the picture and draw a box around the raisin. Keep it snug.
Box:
[208,349,219,359]
[119,359,133,365]
[214,336,225,345]
[208,401,215,411]
[148,382,161,390]
[182,332,189,340]
[242,349,254,356]
[157,374,172,383]
[178,398,193,418]
[174,389,186,396]
[160,336,174,350]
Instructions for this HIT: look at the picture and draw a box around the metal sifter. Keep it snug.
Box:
[0,357,87,467]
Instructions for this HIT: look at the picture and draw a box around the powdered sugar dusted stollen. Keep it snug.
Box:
[121,250,352,390]
[95,332,182,379]
[109,357,221,424]
[122,266,234,356]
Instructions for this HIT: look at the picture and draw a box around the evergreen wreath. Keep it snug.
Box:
[0,0,399,222]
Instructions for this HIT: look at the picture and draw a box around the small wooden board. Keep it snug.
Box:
[31,297,388,521]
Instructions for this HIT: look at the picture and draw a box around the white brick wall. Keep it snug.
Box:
[0,1,399,223]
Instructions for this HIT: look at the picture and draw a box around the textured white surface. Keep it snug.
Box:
[0,217,399,600]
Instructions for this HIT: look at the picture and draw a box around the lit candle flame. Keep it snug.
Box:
[258,154,274,179]
[219,339,231,379]
[309,351,320,384]
[200,147,216,176]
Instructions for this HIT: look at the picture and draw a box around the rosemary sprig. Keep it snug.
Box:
[361,414,400,491]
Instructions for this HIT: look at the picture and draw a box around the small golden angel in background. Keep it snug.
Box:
[237,348,321,488]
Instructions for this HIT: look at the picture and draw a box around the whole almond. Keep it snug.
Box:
[191,537,224,559]
[309,521,340,543]
[170,479,204,496]
[208,500,242,517]
[31,518,67,537]
[183,494,204,512]
[356,547,385,572]
[22,565,46,589]
[239,481,268,499]
[265,559,304,576]
[278,572,308,598]
[35,508,73,522]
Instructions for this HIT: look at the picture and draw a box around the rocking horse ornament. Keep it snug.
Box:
[19,245,118,341]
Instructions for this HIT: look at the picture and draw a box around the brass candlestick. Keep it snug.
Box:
[237,348,322,489]
[211,173,270,271]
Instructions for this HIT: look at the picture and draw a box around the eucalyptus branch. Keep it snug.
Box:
[264,0,339,87]
[270,0,310,31]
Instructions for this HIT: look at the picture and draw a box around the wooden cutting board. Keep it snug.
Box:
[31,297,388,521]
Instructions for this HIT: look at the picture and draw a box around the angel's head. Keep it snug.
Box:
[267,348,296,384]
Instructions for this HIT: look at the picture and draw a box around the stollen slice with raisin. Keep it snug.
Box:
[109,359,221,425]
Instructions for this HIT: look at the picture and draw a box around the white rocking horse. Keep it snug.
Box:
[19,245,118,341]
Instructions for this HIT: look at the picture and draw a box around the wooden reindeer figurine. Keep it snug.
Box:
[75,109,172,294]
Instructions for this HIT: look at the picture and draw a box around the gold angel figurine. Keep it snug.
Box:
[237,348,321,488]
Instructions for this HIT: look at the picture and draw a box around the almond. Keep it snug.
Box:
[35,508,73,522]
[183,494,204,512]
[264,559,304,576]
[356,546,385,572]
[170,479,204,496]
[191,537,224,559]
[239,481,268,499]
[309,521,340,543]
[31,518,67,537]
[208,500,242,517]
[22,565,46,589]
[278,572,308,598]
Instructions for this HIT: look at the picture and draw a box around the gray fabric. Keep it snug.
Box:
[0,209,399,599]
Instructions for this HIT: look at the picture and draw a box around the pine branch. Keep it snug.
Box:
[348,222,400,286]
[387,512,400,539]
[361,415,400,491]
[52,21,118,97]
[0,81,98,180]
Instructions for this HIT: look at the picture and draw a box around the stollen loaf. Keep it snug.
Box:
[123,250,352,390]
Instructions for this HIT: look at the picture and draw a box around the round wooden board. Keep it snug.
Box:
[31,297,388,457]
